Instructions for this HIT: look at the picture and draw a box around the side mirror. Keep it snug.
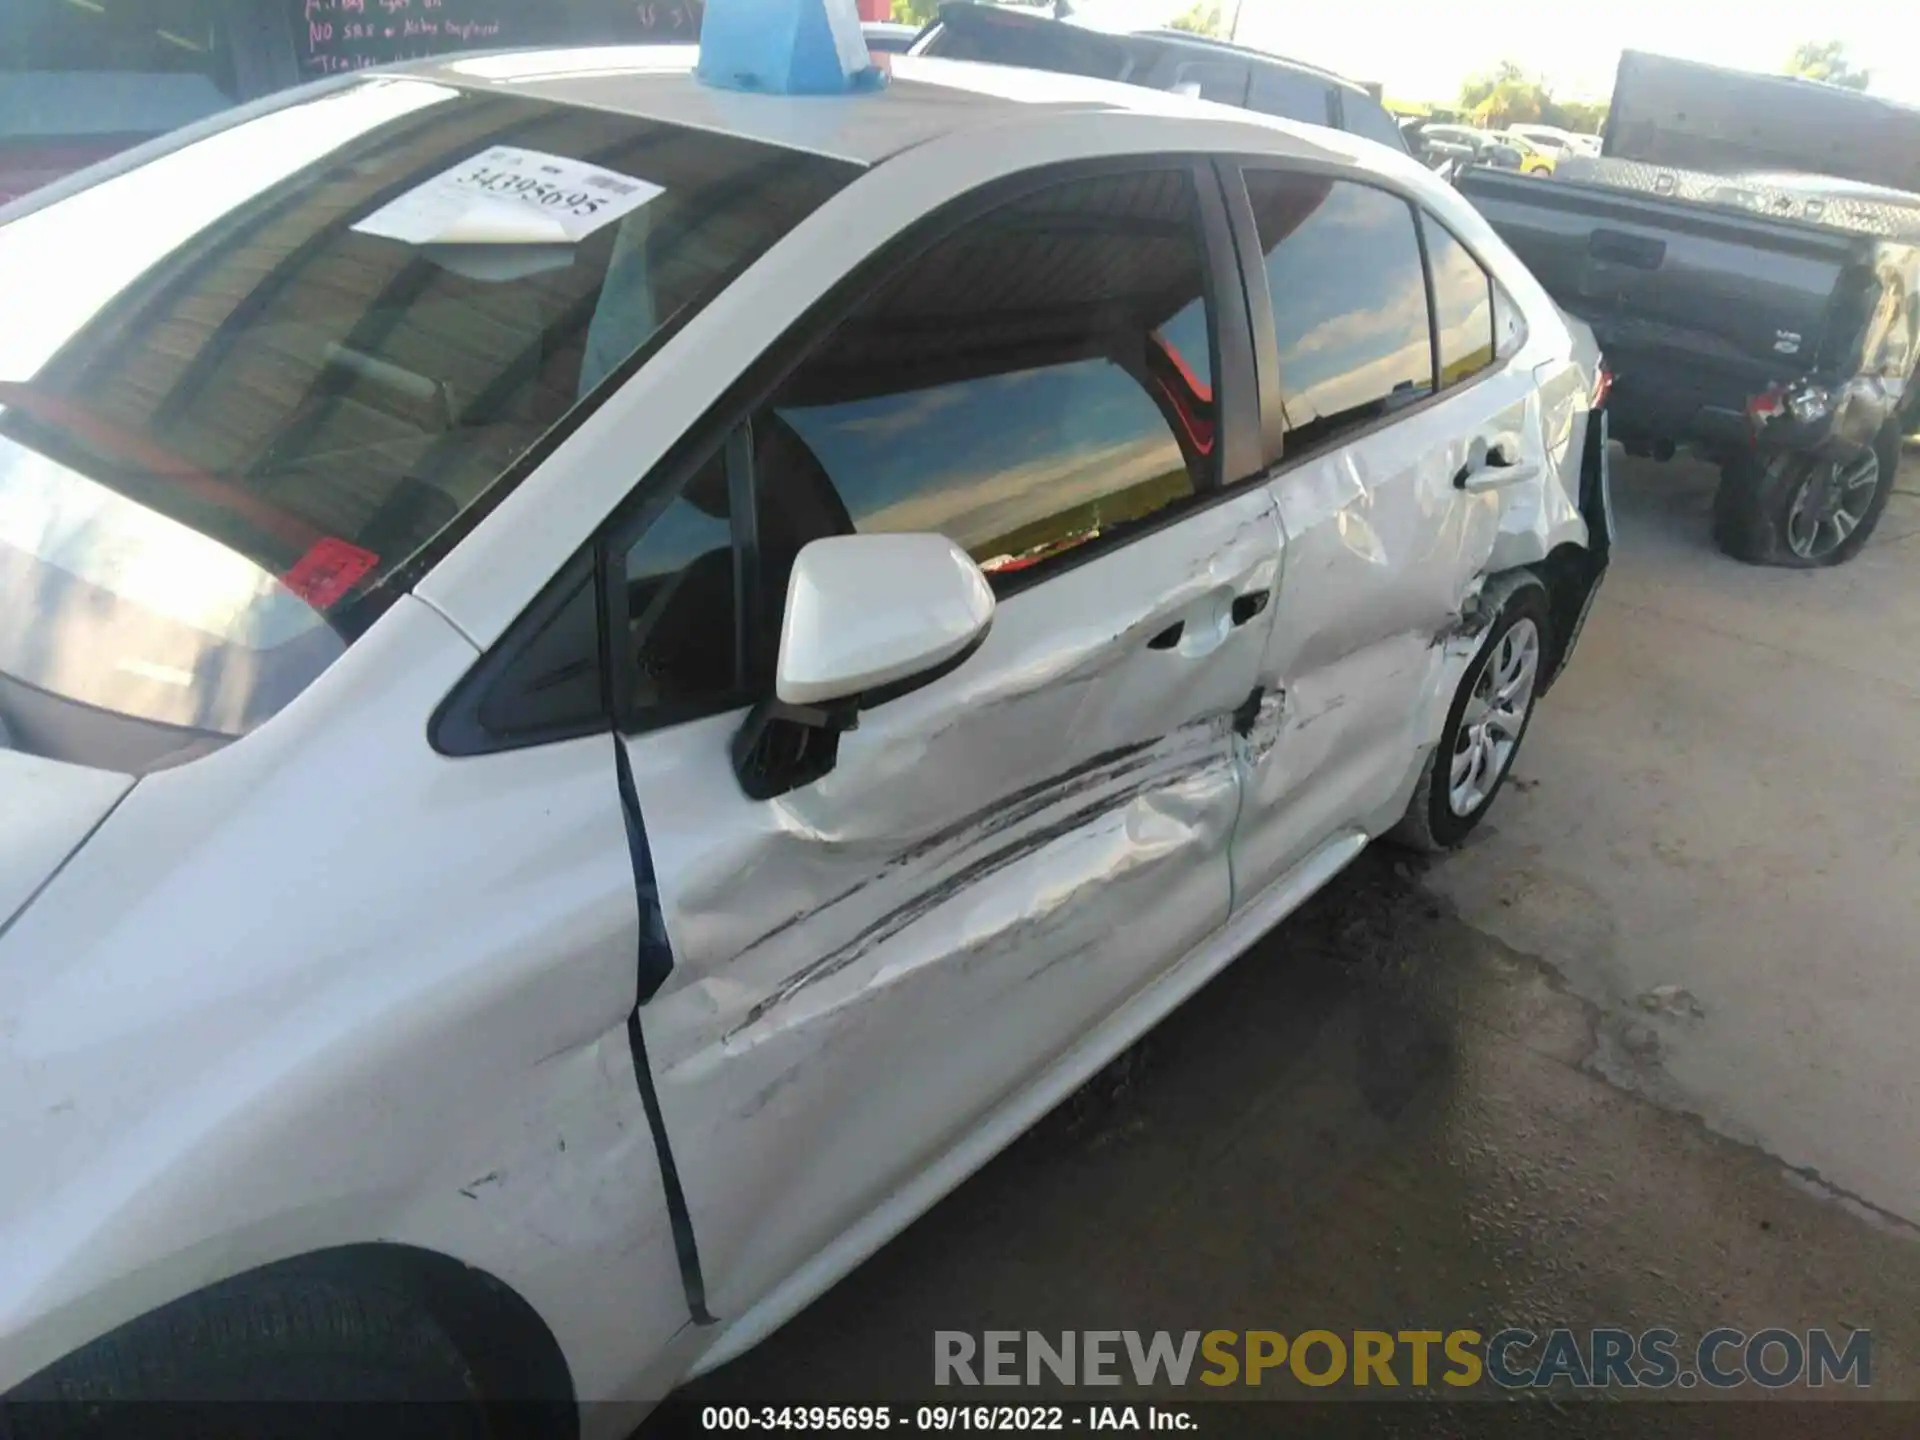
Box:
[731,533,994,799]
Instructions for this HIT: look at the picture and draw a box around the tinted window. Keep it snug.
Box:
[1247,67,1336,126]
[1172,61,1251,106]
[1342,93,1411,153]
[0,85,853,766]
[1244,171,1432,447]
[1,0,235,146]
[918,16,1130,80]
[1422,216,1496,385]
[762,170,1217,583]
[622,451,742,724]
[294,0,705,81]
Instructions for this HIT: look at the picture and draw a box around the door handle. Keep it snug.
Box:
[1230,589,1271,626]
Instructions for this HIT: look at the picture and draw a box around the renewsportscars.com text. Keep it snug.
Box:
[934,1327,1871,1390]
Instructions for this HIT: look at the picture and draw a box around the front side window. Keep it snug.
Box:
[1244,170,1432,450]
[1422,215,1497,385]
[757,169,1218,584]
[0,82,854,768]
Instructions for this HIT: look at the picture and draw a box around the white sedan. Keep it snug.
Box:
[0,35,1610,1436]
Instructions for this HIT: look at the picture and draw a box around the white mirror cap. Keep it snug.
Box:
[776,533,994,707]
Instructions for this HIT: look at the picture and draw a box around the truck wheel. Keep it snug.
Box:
[1389,576,1551,853]
[6,1272,494,1438]
[1713,425,1899,567]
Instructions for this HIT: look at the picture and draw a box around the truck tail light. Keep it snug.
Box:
[1591,362,1613,411]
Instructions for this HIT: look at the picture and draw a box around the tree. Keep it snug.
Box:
[1459,59,1528,111]
[1786,39,1870,91]
[1168,0,1224,36]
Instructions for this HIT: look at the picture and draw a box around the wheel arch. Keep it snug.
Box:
[5,1242,578,1430]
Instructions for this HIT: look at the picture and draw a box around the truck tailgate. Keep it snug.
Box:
[1457,167,1860,372]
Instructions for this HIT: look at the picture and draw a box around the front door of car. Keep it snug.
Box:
[611,164,1283,1325]
[1224,168,1532,897]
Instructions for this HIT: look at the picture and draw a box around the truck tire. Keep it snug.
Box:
[1388,575,1551,853]
[1712,424,1900,568]
[5,1272,494,1439]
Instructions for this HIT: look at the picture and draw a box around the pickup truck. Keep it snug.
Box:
[1458,51,1920,567]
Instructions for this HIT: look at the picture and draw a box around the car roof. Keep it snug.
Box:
[397,45,1244,165]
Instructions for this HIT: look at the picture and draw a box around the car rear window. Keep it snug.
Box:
[917,13,1132,81]
[1340,92,1410,153]
[0,80,855,769]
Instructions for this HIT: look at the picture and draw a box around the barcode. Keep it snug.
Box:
[584,174,639,194]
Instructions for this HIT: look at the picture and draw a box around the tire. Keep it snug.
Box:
[1388,575,1551,854]
[5,1273,493,1440]
[1712,424,1899,568]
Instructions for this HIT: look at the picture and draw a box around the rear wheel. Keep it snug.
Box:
[1713,425,1898,567]
[7,1273,494,1439]
[1389,576,1551,853]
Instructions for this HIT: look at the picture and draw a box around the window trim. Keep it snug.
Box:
[1222,159,1516,475]
[592,155,1262,737]
[437,155,1269,749]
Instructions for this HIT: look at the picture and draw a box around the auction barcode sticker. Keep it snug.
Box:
[353,145,664,247]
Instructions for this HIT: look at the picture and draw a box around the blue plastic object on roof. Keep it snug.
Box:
[695,0,887,95]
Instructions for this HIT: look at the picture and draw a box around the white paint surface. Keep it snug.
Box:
[0,49,1599,1421]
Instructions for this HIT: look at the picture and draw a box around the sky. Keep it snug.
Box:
[1067,0,1920,105]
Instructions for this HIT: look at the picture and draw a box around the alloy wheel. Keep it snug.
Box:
[1449,617,1540,817]
[1785,449,1880,561]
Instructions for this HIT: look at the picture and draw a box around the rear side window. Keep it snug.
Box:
[1172,61,1251,106]
[1247,67,1336,127]
[1341,93,1411,154]
[916,16,1131,80]
[1244,170,1432,449]
[760,168,1218,585]
[1420,215,1497,385]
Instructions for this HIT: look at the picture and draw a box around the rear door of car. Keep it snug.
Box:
[1220,163,1536,898]
[612,160,1285,1325]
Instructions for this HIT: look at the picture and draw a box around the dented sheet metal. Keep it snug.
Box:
[1227,370,1516,900]
[618,487,1283,1320]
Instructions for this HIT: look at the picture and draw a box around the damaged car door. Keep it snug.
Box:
[1224,168,1541,892]
[612,165,1284,1329]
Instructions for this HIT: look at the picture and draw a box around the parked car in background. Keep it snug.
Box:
[1494,131,1558,175]
[0,0,707,204]
[0,40,1607,1430]
[1506,123,1582,157]
[909,2,1411,153]
[862,21,922,53]
[1459,49,1920,566]
[1414,122,1525,173]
